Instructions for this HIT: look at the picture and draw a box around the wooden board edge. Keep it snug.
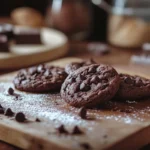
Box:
[0,119,71,150]
[107,125,150,150]
[0,42,69,70]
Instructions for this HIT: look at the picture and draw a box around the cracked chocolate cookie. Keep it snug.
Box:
[65,59,96,74]
[115,74,150,100]
[13,64,67,93]
[61,64,120,107]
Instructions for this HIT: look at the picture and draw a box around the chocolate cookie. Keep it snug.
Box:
[65,59,96,74]
[61,64,120,107]
[13,65,67,93]
[115,74,150,100]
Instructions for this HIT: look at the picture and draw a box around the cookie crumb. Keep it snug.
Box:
[57,125,68,134]
[36,118,41,122]
[8,87,14,95]
[80,143,91,150]
[15,112,26,122]
[5,108,14,117]
[0,108,4,114]
[79,107,87,119]
[72,126,83,135]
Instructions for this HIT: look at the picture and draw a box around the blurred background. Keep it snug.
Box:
[0,0,111,41]
[0,0,150,68]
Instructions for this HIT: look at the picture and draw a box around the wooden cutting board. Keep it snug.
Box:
[0,57,149,150]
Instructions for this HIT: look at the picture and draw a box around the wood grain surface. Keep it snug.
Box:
[0,57,149,150]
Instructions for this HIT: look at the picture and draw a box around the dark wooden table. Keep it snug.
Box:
[0,18,149,150]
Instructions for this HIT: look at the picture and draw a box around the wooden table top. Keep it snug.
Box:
[0,17,149,150]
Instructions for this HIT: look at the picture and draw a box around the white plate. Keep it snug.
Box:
[0,27,68,69]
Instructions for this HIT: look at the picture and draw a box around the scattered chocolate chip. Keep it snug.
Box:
[8,87,14,95]
[15,112,26,122]
[36,118,41,122]
[79,107,87,119]
[103,135,108,138]
[0,108,4,114]
[57,125,68,134]
[5,108,14,117]
[80,143,91,150]
[72,126,83,135]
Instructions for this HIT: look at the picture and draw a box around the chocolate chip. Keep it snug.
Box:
[5,108,14,117]
[8,87,14,95]
[135,78,143,87]
[15,112,26,122]
[0,108,4,114]
[100,83,109,90]
[80,143,91,150]
[72,126,83,135]
[80,83,86,90]
[57,125,68,134]
[0,104,3,109]
[103,135,108,138]
[80,83,91,91]
[124,77,134,84]
[36,118,41,122]
[90,76,99,83]
[79,107,87,119]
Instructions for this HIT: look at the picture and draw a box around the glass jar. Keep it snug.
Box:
[46,0,93,41]
[93,0,150,48]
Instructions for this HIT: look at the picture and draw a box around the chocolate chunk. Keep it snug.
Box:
[79,107,87,119]
[80,143,91,150]
[72,126,83,135]
[36,118,41,122]
[57,125,68,134]
[5,108,14,117]
[8,87,14,95]
[0,108,4,114]
[15,112,26,122]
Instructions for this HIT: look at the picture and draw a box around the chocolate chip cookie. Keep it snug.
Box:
[61,64,120,107]
[65,59,96,74]
[115,74,150,100]
[13,64,67,93]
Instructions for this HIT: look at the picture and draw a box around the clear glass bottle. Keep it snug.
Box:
[46,0,93,40]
